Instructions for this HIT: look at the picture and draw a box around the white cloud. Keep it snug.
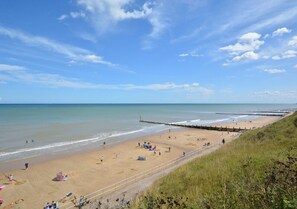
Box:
[220,32,264,55]
[232,51,259,61]
[272,27,291,37]
[76,0,153,33]
[253,90,296,98]
[271,55,281,60]
[0,64,26,71]
[294,64,297,68]
[272,50,297,60]
[123,83,213,95]
[288,36,297,46]
[239,32,261,42]
[283,50,297,58]
[178,52,202,57]
[0,64,212,94]
[58,14,68,21]
[264,68,286,74]
[70,11,86,18]
[220,33,265,62]
[263,34,270,39]
[79,54,116,66]
[0,26,115,66]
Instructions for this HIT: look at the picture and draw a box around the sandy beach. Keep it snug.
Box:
[0,116,281,208]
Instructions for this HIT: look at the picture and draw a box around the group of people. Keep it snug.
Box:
[43,201,59,209]
[203,142,211,146]
[25,139,34,143]
[139,141,157,151]
[72,196,91,208]
[139,141,165,156]
[55,172,68,181]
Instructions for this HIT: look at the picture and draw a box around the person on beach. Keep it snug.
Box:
[138,142,140,147]
[25,162,29,169]
[159,152,161,156]
[183,152,186,157]
[44,202,51,209]
[79,196,85,208]
[168,147,171,152]
[100,156,104,163]
[8,174,13,182]
[222,138,225,144]
[52,200,59,209]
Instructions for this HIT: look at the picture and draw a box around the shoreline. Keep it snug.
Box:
[0,116,282,208]
[0,114,261,171]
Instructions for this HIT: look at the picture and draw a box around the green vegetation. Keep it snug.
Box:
[131,112,297,209]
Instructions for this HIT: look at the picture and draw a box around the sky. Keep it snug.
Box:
[0,0,297,103]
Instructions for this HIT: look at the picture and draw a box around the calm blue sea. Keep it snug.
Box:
[0,104,296,164]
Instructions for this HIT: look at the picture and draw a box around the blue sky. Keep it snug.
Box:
[0,0,297,103]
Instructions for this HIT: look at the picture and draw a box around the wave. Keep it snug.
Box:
[0,128,145,159]
[172,115,250,126]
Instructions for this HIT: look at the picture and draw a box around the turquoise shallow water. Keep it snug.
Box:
[0,104,296,163]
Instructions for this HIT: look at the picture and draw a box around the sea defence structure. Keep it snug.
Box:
[140,111,290,132]
[139,119,248,132]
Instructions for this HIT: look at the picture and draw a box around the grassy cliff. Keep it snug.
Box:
[131,112,297,209]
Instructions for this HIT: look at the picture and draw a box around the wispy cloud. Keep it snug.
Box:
[70,11,86,18]
[178,52,202,57]
[0,63,212,94]
[288,36,297,46]
[272,50,297,60]
[204,0,289,39]
[0,26,115,66]
[124,83,213,94]
[272,27,291,37]
[253,90,296,98]
[58,14,68,21]
[263,68,286,74]
[0,64,26,71]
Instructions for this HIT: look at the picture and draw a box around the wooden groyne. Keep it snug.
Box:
[139,120,248,132]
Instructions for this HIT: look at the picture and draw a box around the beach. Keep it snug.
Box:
[0,115,280,208]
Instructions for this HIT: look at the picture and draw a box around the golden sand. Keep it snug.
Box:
[0,116,280,208]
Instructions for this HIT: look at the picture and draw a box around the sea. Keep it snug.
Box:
[0,104,296,166]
